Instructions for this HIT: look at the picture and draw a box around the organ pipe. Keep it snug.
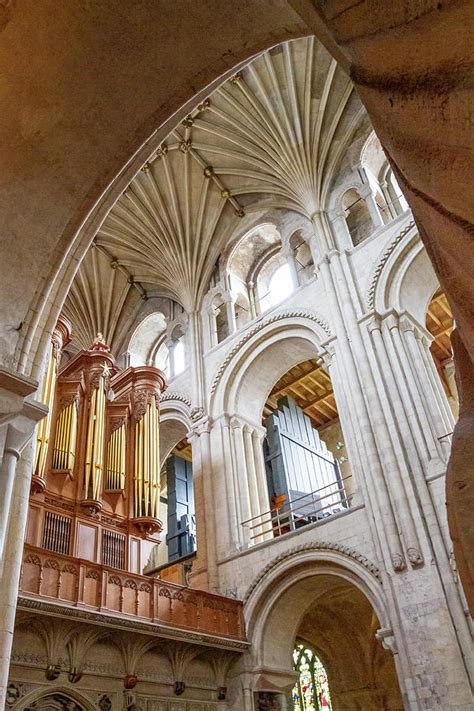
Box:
[106,422,126,491]
[33,342,58,479]
[134,395,160,519]
[84,372,107,501]
[52,400,78,471]
[30,333,166,571]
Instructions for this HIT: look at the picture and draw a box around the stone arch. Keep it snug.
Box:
[159,395,192,465]
[243,545,403,707]
[209,311,331,421]
[127,310,167,366]
[13,686,97,711]
[367,220,428,316]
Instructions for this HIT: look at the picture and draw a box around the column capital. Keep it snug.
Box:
[375,628,398,655]
[365,314,383,334]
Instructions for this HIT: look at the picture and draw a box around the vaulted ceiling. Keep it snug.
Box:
[63,36,367,350]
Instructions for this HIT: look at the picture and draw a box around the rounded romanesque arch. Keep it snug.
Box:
[243,545,404,709]
[366,220,424,316]
[159,393,193,465]
[209,310,331,421]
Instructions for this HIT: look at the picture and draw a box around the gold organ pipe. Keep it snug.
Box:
[150,398,155,517]
[143,403,150,515]
[64,402,71,467]
[69,402,77,470]
[92,379,106,499]
[106,423,126,491]
[151,396,159,518]
[34,342,57,479]
[138,416,143,516]
[134,420,139,516]
[133,394,161,519]
[120,424,126,490]
[84,387,97,498]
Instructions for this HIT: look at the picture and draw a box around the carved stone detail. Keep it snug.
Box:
[210,309,331,394]
[244,541,382,603]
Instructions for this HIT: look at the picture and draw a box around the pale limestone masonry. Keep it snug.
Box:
[0,8,473,710]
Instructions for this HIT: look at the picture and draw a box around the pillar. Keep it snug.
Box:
[328,208,353,250]
[0,368,48,708]
[187,415,219,592]
[359,184,384,228]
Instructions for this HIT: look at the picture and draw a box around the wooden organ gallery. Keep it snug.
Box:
[27,319,167,575]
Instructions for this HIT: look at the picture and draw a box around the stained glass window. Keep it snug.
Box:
[291,643,332,711]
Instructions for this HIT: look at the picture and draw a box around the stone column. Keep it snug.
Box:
[222,291,237,335]
[246,281,258,320]
[281,245,300,289]
[0,369,48,708]
[218,416,242,552]
[230,418,252,548]
[317,255,406,573]
[322,248,473,703]
[251,429,273,541]
[242,424,262,543]
[359,184,384,228]
[328,208,353,251]
[188,415,219,592]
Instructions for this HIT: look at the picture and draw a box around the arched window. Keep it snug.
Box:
[268,262,294,307]
[154,341,170,375]
[292,642,332,711]
[215,302,229,343]
[171,338,185,376]
[387,169,409,214]
[342,188,373,246]
[290,232,313,285]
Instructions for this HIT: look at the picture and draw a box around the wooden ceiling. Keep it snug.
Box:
[264,358,338,429]
[426,289,454,365]
[426,289,454,396]
[172,437,193,462]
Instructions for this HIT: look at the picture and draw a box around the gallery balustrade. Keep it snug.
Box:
[20,544,246,641]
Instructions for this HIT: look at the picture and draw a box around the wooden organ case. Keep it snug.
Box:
[27,323,167,575]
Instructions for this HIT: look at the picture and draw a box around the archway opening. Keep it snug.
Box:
[260,357,353,542]
[144,420,195,584]
[426,288,458,421]
[251,566,403,711]
[342,188,373,247]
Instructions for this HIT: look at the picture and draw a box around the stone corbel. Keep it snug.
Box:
[189,411,211,436]
[0,366,39,427]
[375,627,398,655]
[0,381,48,556]
[165,641,201,696]
[67,627,108,685]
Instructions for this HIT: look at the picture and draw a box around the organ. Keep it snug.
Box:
[265,396,347,528]
[27,320,167,574]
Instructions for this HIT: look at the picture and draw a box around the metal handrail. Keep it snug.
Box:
[242,474,353,543]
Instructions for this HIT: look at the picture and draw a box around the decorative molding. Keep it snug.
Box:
[210,309,332,395]
[160,392,192,409]
[243,541,382,603]
[365,220,416,311]
[16,597,249,651]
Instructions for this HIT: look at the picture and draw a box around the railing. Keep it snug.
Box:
[242,474,353,545]
[20,545,245,641]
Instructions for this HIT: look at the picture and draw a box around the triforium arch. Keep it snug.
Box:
[243,545,403,709]
[210,310,331,421]
[368,222,434,317]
